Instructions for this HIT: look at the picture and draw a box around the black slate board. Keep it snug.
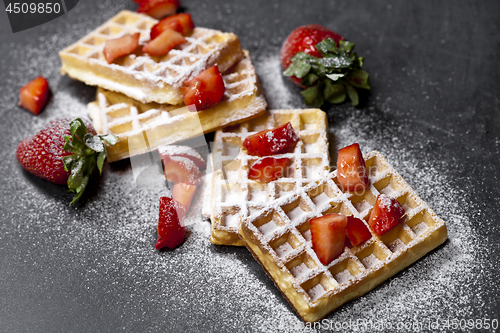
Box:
[1,1,499,332]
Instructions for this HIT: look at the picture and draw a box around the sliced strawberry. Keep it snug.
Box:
[369,194,405,236]
[143,28,186,56]
[162,155,200,185]
[248,157,290,183]
[242,122,299,157]
[155,197,186,250]
[158,145,206,170]
[182,65,225,111]
[346,215,372,246]
[310,213,347,265]
[281,24,344,86]
[19,76,50,115]
[103,33,140,64]
[150,13,195,40]
[137,0,180,19]
[172,183,198,212]
[336,143,369,192]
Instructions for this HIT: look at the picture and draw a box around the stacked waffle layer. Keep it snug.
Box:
[60,10,244,105]
[87,51,267,162]
[239,151,448,322]
[202,109,331,246]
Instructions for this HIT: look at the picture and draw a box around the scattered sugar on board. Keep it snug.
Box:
[1,20,494,330]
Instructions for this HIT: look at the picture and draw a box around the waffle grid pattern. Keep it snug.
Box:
[205,109,330,246]
[60,10,244,104]
[239,151,447,322]
[88,53,267,162]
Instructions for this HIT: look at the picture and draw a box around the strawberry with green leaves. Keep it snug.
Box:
[281,24,370,107]
[16,118,117,204]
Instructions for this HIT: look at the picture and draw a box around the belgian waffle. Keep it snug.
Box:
[87,51,267,162]
[60,10,244,105]
[239,151,448,322]
[202,109,331,246]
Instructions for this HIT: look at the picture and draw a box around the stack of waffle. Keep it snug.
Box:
[60,10,267,161]
[60,9,448,322]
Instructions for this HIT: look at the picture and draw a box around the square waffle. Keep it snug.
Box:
[60,10,244,105]
[202,109,331,246]
[238,151,448,322]
[87,51,267,162]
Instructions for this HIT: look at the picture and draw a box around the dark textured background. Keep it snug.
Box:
[1,1,499,332]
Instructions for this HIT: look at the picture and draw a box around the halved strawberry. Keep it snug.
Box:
[155,197,186,250]
[19,76,50,115]
[369,194,405,236]
[103,33,140,64]
[162,155,200,185]
[310,213,347,265]
[336,143,369,193]
[142,28,186,56]
[172,183,198,212]
[242,122,299,157]
[158,145,206,170]
[182,65,225,111]
[248,157,290,183]
[150,13,195,40]
[137,0,180,19]
[346,215,372,246]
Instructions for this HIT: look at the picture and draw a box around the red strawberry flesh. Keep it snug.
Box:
[159,145,206,170]
[248,157,290,183]
[310,213,347,265]
[138,0,180,19]
[155,197,186,250]
[142,28,186,56]
[150,13,194,40]
[172,182,198,212]
[242,122,299,157]
[336,143,369,192]
[182,65,225,111]
[103,33,140,64]
[346,215,372,246]
[369,194,405,236]
[19,76,50,115]
[281,24,344,86]
[162,155,200,185]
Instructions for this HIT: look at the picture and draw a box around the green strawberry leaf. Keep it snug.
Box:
[100,134,118,146]
[345,82,359,106]
[346,68,370,89]
[324,80,346,104]
[97,151,107,174]
[301,73,319,86]
[283,37,370,108]
[63,118,118,205]
[301,83,324,108]
[84,133,105,152]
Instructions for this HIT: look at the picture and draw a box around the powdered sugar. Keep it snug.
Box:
[1,8,494,329]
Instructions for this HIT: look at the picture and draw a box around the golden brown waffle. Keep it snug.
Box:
[239,151,448,322]
[60,10,244,105]
[87,52,267,162]
[202,109,330,246]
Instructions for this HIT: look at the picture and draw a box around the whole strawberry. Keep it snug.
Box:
[281,24,370,107]
[155,197,186,250]
[281,24,344,85]
[16,118,117,204]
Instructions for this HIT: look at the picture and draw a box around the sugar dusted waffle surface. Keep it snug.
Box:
[87,51,267,162]
[60,10,244,105]
[202,109,330,246]
[238,151,448,322]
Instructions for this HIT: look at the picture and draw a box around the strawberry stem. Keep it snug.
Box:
[284,39,370,107]
[62,118,118,205]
